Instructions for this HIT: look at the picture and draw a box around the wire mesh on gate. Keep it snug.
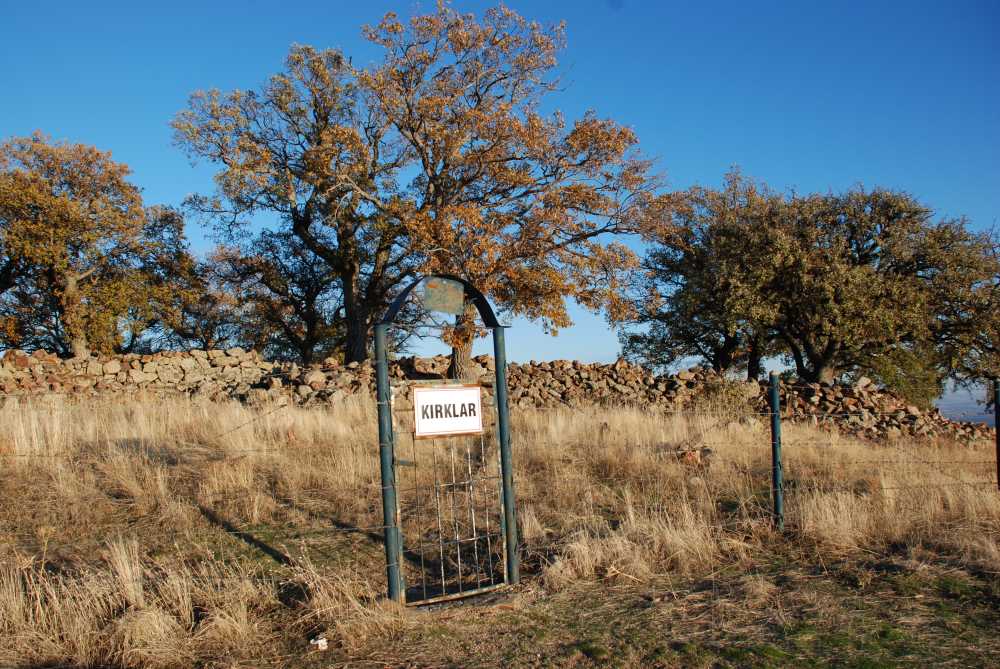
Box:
[395,429,506,604]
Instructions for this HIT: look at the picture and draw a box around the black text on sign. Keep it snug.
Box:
[413,386,484,438]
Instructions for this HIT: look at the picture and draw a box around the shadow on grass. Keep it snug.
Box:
[195,503,294,566]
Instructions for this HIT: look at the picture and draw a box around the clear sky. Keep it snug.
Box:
[2,0,998,364]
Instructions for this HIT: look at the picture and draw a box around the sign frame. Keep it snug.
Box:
[422,276,466,315]
[412,384,484,439]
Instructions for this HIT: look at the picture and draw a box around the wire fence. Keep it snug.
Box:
[1,383,998,600]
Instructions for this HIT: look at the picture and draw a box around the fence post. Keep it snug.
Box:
[374,323,404,602]
[994,378,999,492]
[769,372,784,531]
[492,326,520,584]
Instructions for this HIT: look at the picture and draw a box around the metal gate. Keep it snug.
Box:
[373,276,519,605]
[394,397,508,603]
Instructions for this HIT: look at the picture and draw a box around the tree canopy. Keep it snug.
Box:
[623,171,999,403]
[622,171,778,379]
[173,4,662,372]
[0,134,191,357]
[361,5,664,377]
[1,4,997,405]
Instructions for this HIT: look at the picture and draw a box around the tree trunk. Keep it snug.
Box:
[801,339,840,384]
[814,364,837,385]
[797,362,838,384]
[746,346,763,381]
[61,274,89,358]
[340,267,369,363]
[711,334,739,374]
[343,316,368,363]
[448,301,478,381]
[299,342,315,366]
[298,311,320,365]
[781,333,818,381]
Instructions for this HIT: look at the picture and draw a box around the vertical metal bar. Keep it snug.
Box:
[448,441,464,593]
[375,323,404,602]
[496,440,509,584]
[464,438,483,589]
[410,430,428,601]
[994,379,999,492]
[479,433,498,584]
[769,371,784,531]
[430,439,448,594]
[492,326,519,584]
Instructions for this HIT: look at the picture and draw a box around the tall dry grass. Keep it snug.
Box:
[0,393,997,666]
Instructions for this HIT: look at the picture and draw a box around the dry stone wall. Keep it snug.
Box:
[0,349,992,444]
[0,348,274,400]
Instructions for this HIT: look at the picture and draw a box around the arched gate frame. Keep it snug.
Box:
[374,275,519,604]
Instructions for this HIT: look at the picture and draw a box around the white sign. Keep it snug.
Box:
[413,385,483,438]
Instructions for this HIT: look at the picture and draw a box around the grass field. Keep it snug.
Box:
[1,394,998,667]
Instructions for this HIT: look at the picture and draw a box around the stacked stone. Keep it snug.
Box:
[269,356,992,443]
[764,377,994,443]
[504,358,754,409]
[243,358,377,408]
[0,349,993,444]
[245,354,498,408]
[0,348,273,401]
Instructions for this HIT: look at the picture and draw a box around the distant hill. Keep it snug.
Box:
[936,385,994,426]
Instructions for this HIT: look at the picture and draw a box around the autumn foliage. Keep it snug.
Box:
[623,170,1000,403]
[171,4,664,375]
[0,134,190,357]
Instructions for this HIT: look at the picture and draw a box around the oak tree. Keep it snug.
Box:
[360,4,663,378]
[622,171,777,379]
[0,134,186,357]
[173,46,416,364]
[766,188,993,393]
[628,173,998,402]
[175,5,662,374]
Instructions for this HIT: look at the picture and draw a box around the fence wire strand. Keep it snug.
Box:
[2,397,997,589]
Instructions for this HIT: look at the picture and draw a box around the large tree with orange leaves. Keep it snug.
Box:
[0,134,191,356]
[175,4,661,370]
[173,45,415,364]
[361,4,663,377]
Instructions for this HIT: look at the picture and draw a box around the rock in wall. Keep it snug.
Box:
[0,348,273,400]
[0,349,992,444]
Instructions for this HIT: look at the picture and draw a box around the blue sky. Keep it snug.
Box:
[2,0,998,365]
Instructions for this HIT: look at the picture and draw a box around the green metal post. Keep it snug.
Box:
[375,324,403,602]
[994,379,999,492]
[492,326,519,584]
[769,372,784,531]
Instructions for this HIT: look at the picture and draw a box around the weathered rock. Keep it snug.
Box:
[128,369,151,384]
[157,366,183,384]
[0,347,990,445]
[303,369,327,388]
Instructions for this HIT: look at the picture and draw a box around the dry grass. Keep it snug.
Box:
[0,393,997,667]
